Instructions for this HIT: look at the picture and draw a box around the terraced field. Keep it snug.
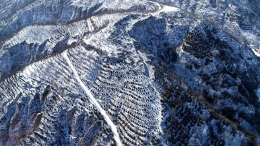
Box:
[1,0,260,145]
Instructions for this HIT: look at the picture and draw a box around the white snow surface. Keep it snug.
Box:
[151,1,179,15]
[252,49,260,57]
[158,5,179,13]
[62,50,123,146]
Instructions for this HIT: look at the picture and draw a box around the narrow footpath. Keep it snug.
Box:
[62,50,123,146]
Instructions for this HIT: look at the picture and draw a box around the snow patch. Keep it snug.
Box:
[154,5,179,14]
[252,49,260,57]
[149,1,179,15]
[160,5,179,12]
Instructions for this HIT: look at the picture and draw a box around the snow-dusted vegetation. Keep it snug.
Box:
[0,0,260,145]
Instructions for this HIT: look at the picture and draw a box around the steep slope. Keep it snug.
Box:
[0,0,260,146]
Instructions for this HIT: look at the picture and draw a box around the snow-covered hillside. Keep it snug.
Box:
[0,0,260,145]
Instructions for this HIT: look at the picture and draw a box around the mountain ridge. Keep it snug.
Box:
[0,0,260,145]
